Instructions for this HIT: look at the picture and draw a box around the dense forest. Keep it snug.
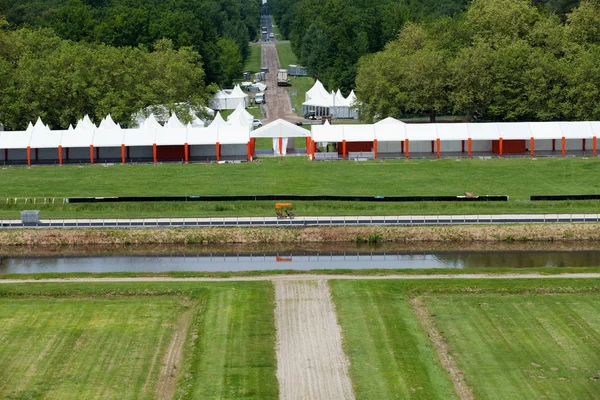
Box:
[0,0,261,129]
[356,0,600,122]
[270,0,580,94]
[0,0,261,84]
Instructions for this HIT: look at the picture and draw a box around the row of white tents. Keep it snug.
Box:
[0,115,598,164]
[312,118,599,155]
[0,105,255,163]
[302,80,358,119]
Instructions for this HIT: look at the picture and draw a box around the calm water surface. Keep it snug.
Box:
[1,245,599,274]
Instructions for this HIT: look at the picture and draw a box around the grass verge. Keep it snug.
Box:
[330,278,600,399]
[0,297,182,399]
[0,282,278,399]
[275,42,297,69]
[0,157,599,218]
[2,267,600,281]
[244,43,262,74]
[427,294,600,399]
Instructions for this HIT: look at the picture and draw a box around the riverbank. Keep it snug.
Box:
[1,223,600,246]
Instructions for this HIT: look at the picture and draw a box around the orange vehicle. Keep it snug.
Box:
[275,203,294,219]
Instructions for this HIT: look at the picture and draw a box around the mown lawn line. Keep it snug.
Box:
[329,280,458,399]
[175,281,278,399]
[1,158,599,199]
[426,294,600,399]
[411,297,474,400]
[0,298,181,399]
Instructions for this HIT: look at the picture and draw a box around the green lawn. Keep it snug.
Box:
[275,42,297,69]
[330,281,458,399]
[289,76,315,116]
[0,281,278,400]
[0,157,599,218]
[330,278,600,400]
[244,43,262,74]
[428,294,600,399]
[0,297,182,399]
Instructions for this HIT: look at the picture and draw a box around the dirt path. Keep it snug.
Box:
[411,297,474,400]
[261,43,303,123]
[2,273,599,284]
[275,280,355,400]
[156,304,193,400]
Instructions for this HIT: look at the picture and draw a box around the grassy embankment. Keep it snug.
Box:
[0,281,277,399]
[331,278,600,400]
[0,157,599,219]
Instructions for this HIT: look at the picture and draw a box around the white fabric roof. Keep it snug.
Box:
[0,131,32,149]
[251,119,311,138]
[467,123,500,140]
[342,125,375,142]
[497,122,532,140]
[123,128,155,147]
[155,127,187,146]
[209,112,227,128]
[435,123,469,141]
[216,125,250,144]
[559,121,594,139]
[527,122,562,139]
[311,122,345,142]
[165,113,185,129]
[227,103,253,127]
[30,130,64,149]
[305,80,330,102]
[406,123,437,141]
[99,114,119,130]
[93,128,125,147]
[61,126,95,148]
[230,84,248,99]
[187,127,219,146]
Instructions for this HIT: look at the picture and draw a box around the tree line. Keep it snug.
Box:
[356,0,600,122]
[0,23,211,130]
[0,0,261,86]
[269,0,579,96]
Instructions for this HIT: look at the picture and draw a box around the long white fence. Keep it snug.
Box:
[1,214,599,229]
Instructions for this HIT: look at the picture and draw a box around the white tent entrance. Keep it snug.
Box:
[250,119,312,156]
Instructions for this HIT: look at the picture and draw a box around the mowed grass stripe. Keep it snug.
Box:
[329,280,458,399]
[428,295,600,400]
[2,157,599,198]
[176,281,277,399]
[0,298,180,399]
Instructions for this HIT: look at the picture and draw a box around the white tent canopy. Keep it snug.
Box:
[251,119,311,138]
[210,85,249,110]
[303,81,358,119]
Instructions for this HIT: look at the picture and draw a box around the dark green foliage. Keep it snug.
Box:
[0,0,262,85]
[355,0,600,122]
[0,28,210,129]
[269,0,469,92]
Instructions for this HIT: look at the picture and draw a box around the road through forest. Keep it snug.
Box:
[261,34,303,123]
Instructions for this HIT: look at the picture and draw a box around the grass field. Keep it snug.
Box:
[244,43,262,74]
[330,278,600,400]
[0,297,182,399]
[0,157,599,218]
[429,294,600,399]
[275,42,297,69]
[0,282,278,399]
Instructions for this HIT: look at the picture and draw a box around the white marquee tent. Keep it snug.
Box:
[210,85,249,110]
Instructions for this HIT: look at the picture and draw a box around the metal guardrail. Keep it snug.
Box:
[0,214,599,229]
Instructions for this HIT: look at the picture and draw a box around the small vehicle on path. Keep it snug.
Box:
[275,203,294,219]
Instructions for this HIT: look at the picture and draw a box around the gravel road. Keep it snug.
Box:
[261,43,303,124]
[275,280,355,400]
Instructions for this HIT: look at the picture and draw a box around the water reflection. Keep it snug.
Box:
[1,248,600,274]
